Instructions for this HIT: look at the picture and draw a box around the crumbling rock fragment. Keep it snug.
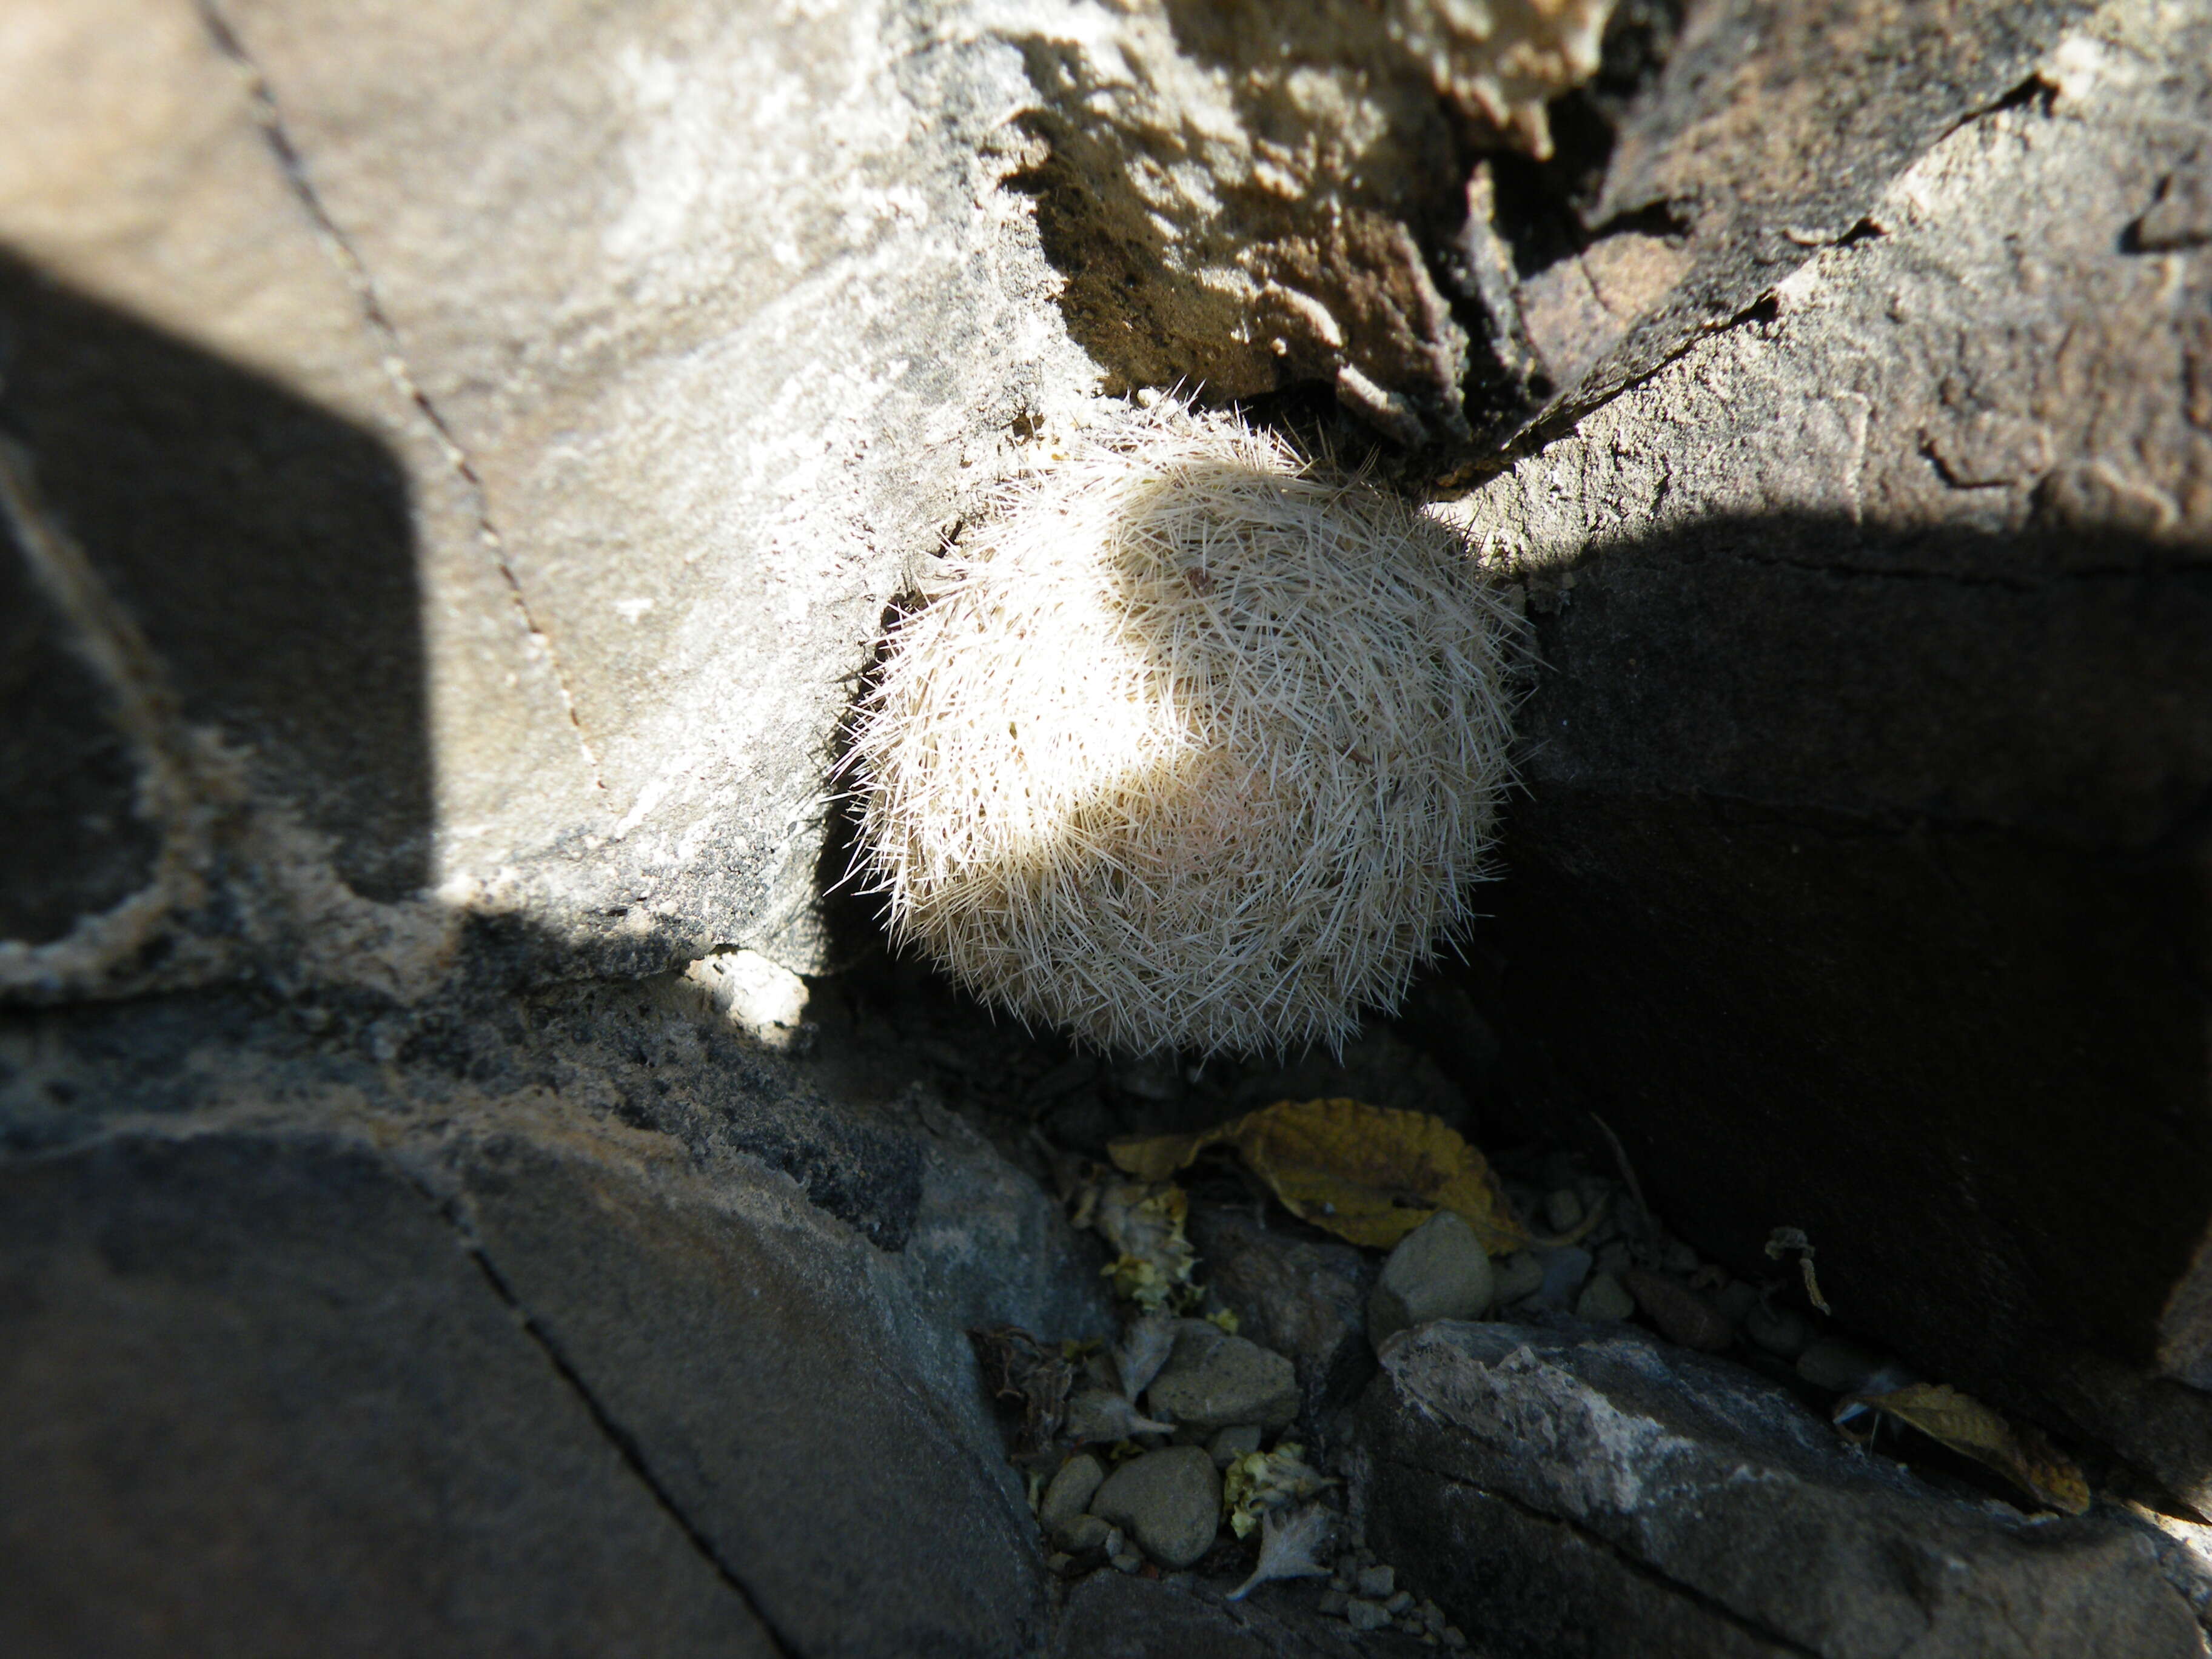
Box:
[1359,1322,2204,1658]
[1010,0,1612,443]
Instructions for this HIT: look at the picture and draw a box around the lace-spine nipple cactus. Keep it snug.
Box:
[846,409,1520,1056]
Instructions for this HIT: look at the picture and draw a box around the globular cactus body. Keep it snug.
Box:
[847,411,1519,1056]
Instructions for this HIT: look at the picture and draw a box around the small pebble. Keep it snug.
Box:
[1319,1589,1349,1617]
[1797,1337,1886,1394]
[1744,1301,1813,1359]
[1576,1271,1635,1321]
[1090,1444,1222,1568]
[1420,1600,1444,1631]
[1111,1548,1142,1574]
[1041,1453,1106,1535]
[1059,1513,1111,1552]
[1444,1626,1469,1649]
[1207,1423,1263,1469]
[1492,1252,1544,1304]
[1369,1212,1494,1349]
[1620,1267,1734,1352]
[1047,1552,1072,1574]
[1544,1187,1584,1232]
[1532,1247,1592,1311]
[1347,1600,1391,1632]
[1714,1280,1760,1326]
[1147,1321,1299,1431]
[1356,1563,1396,1598]
[1384,1589,1414,1614]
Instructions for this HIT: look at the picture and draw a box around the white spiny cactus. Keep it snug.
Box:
[846,406,1520,1055]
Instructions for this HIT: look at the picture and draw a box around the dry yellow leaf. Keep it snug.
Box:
[1841,1382,2090,1514]
[1109,1098,1526,1252]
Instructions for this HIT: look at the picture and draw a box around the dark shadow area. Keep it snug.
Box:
[1447,508,2212,1499]
[1472,0,1687,279]
[0,247,430,913]
[815,483,2212,1505]
[0,521,163,943]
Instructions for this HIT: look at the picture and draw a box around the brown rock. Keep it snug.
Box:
[1620,1268,1734,1353]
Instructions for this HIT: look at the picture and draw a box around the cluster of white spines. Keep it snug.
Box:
[847,407,1518,1055]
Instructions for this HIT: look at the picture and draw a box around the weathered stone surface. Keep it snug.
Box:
[1187,1205,1376,1427]
[1461,0,2094,443]
[1447,0,2212,1499]
[0,0,587,1002]
[0,0,1111,1000]
[1009,0,1608,445]
[1088,1444,1222,1570]
[454,1136,1052,1656]
[1044,1453,1108,1542]
[210,0,1102,977]
[1147,1318,1302,1433]
[1368,1210,1493,1349]
[0,1131,778,1658]
[1358,1322,2204,1658]
[1052,1566,1432,1659]
[0,974,1118,1656]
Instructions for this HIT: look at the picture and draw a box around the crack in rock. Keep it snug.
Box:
[193,0,606,791]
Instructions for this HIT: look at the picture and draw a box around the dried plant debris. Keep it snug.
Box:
[1764,1225,1832,1314]
[1222,1441,1338,1539]
[1080,1177,1202,1312]
[1114,1314,1178,1401]
[1067,1386,1174,1443]
[1228,1503,1337,1602]
[1836,1382,2091,1515]
[970,1325,1073,1455]
[1111,1098,1526,1252]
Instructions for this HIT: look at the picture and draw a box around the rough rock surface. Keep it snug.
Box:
[1367,1210,1494,1349]
[1088,1444,1223,1569]
[1052,1568,1432,1659]
[0,1130,783,1659]
[1455,0,2212,1506]
[1187,1205,1378,1426]
[1147,1319,1302,1433]
[1357,1322,2206,1659]
[1460,0,2096,444]
[0,980,1111,1656]
[0,0,1101,1002]
[1009,0,1609,444]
